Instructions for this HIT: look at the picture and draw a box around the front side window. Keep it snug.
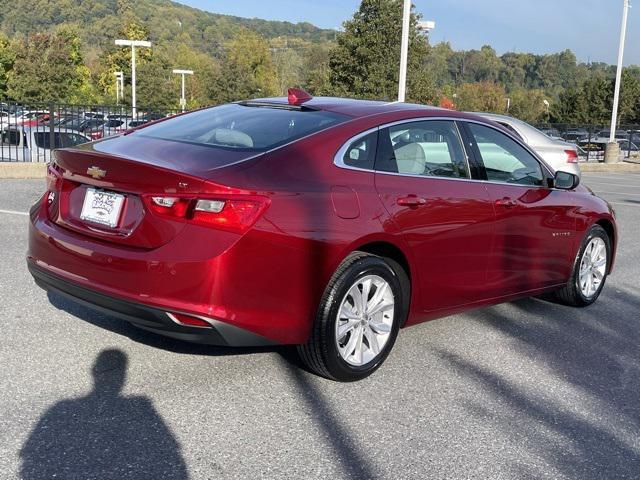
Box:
[376,120,470,179]
[467,123,544,186]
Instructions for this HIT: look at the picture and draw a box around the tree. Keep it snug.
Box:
[213,29,279,103]
[6,29,88,103]
[0,33,16,99]
[508,89,548,123]
[328,0,434,103]
[455,82,506,113]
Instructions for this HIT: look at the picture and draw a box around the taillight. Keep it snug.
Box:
[144,195,269,234]
[46,163,63,218]
[565,149,578,164]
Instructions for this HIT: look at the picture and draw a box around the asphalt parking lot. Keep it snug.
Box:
[0,172,639,480]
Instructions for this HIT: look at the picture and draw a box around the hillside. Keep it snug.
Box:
[0,0,335,58]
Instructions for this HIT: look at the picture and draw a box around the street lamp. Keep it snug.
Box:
[398,1,434,102]
[114,71,124,104]
[114,39,152,118]
[398,0,411,102]
[606,0,631,163]
[172,69,194,112]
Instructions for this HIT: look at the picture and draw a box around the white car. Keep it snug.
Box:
[476,113,581,177]
[0,127,90,162]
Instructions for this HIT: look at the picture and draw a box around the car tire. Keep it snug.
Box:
[554,225,611,307]
[297,252,410,382]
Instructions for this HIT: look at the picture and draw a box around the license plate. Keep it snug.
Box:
[80,188,125,228]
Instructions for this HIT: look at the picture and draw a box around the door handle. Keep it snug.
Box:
[495,197,517,208]
[397,195,428,207]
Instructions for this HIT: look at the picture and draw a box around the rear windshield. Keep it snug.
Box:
[137,103,348,151]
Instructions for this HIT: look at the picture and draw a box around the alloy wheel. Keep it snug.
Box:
[578,237,607,298]
[335,275,395,366]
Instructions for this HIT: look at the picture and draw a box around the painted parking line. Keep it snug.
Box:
[0,209,29,216]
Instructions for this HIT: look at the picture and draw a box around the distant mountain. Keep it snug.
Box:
[0,0,335,56]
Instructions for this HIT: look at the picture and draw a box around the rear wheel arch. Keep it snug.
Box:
[352,241,412,326]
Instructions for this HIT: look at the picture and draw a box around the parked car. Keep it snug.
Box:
[63,118,107,140]
[563,129,589,143]
[0,127,89,162]
[591,129,630,142]
[28,91,617,381]
[476,113,581,177]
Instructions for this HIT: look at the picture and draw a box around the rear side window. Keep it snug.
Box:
[33,132,88,149]
[467,123,544,186]
[342,131,378,170]
[377,120,470,179]
[138,104,348,151]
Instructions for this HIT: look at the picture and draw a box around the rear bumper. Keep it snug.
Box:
[28,261,278,347]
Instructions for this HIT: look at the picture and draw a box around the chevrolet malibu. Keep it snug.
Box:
[28,90,617,381]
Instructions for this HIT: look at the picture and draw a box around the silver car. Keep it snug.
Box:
[476,113,581,177]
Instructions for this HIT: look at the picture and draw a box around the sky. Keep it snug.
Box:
[177,0,639,65]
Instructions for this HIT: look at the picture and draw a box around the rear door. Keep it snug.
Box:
[374,119,496,312]
[461,121,575,294]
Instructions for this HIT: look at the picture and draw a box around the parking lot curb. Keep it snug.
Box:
[579,162,640,173]
[0,163,47,178]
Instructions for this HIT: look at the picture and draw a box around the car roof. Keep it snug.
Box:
[249,95,448,118]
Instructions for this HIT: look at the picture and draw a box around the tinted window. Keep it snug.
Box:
[377,120,470,178]
[139,104,348,151]
[106,120,123,128]
[468,123,544,186]
[1,130,25,146]
[342,131,378,170]
[33,132,88,149]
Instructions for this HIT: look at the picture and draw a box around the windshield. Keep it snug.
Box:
[138,103,348,151]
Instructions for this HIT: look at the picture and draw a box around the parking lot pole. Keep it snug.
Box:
[397,0,411,102]
[172,70,194,113]
[115,40,152,119]
[606,0,630,163]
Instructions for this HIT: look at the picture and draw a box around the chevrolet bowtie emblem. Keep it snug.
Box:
[87,166,106,179]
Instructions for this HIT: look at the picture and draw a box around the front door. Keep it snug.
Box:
[374,119,496,312]
[462,121,575,294]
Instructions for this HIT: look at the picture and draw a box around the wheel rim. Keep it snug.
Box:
[335,274,395,367]
[578,237,607,298]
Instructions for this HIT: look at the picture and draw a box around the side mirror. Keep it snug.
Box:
[554,170,580,190]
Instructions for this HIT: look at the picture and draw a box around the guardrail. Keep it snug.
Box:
[0,102,180,163]
[534,123,640,162]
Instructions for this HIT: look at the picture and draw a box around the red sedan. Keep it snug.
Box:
[28,90,617,381]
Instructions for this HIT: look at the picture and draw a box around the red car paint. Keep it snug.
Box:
[27,97,617,345]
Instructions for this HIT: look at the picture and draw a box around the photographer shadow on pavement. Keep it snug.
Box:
[19,349,189,480]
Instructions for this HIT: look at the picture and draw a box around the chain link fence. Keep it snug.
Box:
[0,102,180,162]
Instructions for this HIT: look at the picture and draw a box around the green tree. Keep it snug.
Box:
[0,33,16,99]
[6,29,88,103]
[455,82,507,113]
[328,0,435,103]
[508,89,549,123]
[214,28,279,103]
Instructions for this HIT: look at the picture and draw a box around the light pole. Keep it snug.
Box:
[114,71,123,104]
[115,39,152,118]
[172,69,194,112]
[398,0,411,102]
[606,0,631,163]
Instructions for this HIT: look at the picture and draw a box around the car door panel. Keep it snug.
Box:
[462,121,576,295]
[374,120,496,312]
